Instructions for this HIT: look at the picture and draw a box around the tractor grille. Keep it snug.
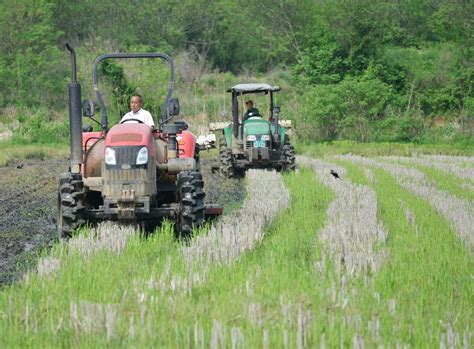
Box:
[103,156,156,198]
[106,168,148,181]
[105,146,147,169]
[113,146,142,165]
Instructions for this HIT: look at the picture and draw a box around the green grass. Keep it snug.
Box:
[0,160,472,347]
[395,161,474,201]
[333,157,473,346]
[0,143,68,166]
[0,168,336,347]
[297,140,474,157]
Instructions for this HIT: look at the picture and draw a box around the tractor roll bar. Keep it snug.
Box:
[232,92,239,138]
[92,52,175,131]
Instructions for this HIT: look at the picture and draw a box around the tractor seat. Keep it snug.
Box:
[174,120,188,132]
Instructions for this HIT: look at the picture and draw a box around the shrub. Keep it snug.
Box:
[11,109,69,144]
[299,75,395,141]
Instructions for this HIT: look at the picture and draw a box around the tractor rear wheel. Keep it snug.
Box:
[57,172,85,239]
[282,144,296,171]
[176,171,205,236]
[219,138,235,178]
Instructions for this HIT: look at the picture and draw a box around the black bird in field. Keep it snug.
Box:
[16,164,24,169]
[330,169,341,179]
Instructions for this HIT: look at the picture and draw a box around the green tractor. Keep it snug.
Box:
[215,83,296,177]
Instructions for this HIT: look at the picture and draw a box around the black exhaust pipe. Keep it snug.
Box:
[66,44,83,174]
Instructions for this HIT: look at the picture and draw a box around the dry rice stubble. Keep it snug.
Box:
[182,169,290,265]
[338,155,474,251]
[297,156,387,277]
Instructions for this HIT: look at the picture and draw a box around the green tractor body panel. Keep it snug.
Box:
[223,119,285,147]
[278,125,286,143]
[223,125,233,146]
[244,118,271,136]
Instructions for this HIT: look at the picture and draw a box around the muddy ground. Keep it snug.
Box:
[0,157,244,286]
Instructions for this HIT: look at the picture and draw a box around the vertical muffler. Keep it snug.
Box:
[66,44,83,174]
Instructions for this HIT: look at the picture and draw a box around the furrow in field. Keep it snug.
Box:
[297,156,387,276]
[383,155,474,183]
[339,155,474,251]
[182,169,290,265]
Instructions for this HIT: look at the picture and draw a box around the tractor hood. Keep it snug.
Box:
[244,118,272,135]
[105,123,155,149]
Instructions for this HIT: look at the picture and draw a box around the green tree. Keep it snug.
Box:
[0,0,66,107]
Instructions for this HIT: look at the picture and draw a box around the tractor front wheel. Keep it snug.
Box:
[219,138,235,178]
[57,172,85,239]
[176,171,205,237]
[282,144,296,171]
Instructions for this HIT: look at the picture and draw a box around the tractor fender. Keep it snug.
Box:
[155,137,168,164]
[83,131,102,151]
[177,131,196,158]
[83,138,105,178]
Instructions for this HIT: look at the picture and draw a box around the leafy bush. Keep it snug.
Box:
[10,109,69,144]
[299,75,395,141]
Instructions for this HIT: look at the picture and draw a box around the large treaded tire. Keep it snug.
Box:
[57,172,85,239]
[194,145,201,172]
[282,144,296,171]
[176,171,205,236]
[219,137,235,178]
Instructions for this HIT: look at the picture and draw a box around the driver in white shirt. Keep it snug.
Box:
[120,94,155,128]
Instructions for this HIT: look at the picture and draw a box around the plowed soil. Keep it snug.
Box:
[0,157,243,286]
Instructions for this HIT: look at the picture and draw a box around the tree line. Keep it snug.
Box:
[0,0,472,142]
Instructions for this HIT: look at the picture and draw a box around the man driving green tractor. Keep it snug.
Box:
[244,100,261,120]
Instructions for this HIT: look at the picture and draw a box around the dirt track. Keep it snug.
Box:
[0,157,243,286]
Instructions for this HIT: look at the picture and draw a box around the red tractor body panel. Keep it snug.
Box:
[105,124,156,154]
[177,131,196,158]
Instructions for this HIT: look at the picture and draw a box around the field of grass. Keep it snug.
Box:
[297,140,474,157]
[0,145,472,347]
[0,142,68,167]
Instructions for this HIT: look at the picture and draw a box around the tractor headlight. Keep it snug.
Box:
[261,135,270,141]
[104,147,116,165]
[136,146,148,165]
[246,135,257,141]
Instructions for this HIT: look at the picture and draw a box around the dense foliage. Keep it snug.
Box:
[0,0,472,143]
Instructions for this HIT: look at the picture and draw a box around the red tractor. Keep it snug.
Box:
[58,45,221,238]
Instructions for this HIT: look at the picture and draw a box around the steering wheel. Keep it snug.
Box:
[120,118,144,124]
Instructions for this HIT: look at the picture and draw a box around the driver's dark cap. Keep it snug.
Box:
[245,100,253,105]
